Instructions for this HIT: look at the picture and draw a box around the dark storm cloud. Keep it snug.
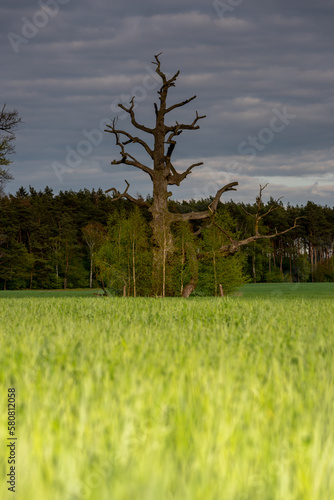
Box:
[1,0,334,205]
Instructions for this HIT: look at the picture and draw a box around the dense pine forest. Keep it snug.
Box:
[0,186,333,294]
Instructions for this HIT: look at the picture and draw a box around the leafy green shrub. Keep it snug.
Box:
[266,269,284,283]
[314,260,334,282]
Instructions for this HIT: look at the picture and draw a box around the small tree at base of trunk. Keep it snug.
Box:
[105,54,298,297]
[82,222,107,288]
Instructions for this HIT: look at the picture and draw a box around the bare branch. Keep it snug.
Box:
[258,198,283,221]
[200,184,299,256]
[118,97,154,135]
[111,154,154,179]
[163,127,183,165]
[238,183,284,236]
[166,127,183,148]
[106,118,154,179]
[216,218,301,255]
[0,104,22,134]
[166,142,177,158]
[165,95,197,115]
[188,110,207,128]
[193,220,217,237]
[167,162,203,186]
[105,121,154,159]
[171,182,239,222]
[239,205,254,219]
[153,53,180,88]
[166,111,206,134]
[152,53,180,102]
[208,182,239,213]
[152,52,166,82]
[172,211,214,222]
[163,111,205,184]
[105,180,149,208]
[211,219,234,244]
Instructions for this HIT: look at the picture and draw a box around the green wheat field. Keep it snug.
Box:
[1,283,334,500]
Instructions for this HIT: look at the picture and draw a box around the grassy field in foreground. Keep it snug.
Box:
[1,288,334,499]
[240,282,334,299]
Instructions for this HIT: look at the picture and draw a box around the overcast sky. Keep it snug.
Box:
[1,0,334,205]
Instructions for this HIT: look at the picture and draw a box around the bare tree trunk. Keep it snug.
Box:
[314,245,317,268]
[127,261,131,295]
[180,233,185,296]
[297,238,300,282]
[90,258,93,288]
[310,243,314,282]
[273,247,276,267]
[64,244,69,290]
[213,250,217,297]
[150,176,174,296]
[132,240,136,297]
[252,252,256,283]
[27,229,33,289]
[151,216,173,296]
[181,242,198,298]
[162,223,166,298]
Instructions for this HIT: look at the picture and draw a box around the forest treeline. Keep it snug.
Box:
[0,186,333,294]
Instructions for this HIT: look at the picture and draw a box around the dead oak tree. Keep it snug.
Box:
[105,54,298,297]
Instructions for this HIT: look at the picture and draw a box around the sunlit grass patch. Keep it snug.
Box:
[0,289,334,499]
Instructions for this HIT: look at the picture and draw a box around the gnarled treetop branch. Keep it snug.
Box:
[104,52,229,216]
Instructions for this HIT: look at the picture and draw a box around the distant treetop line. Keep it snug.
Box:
[0,186,333,292]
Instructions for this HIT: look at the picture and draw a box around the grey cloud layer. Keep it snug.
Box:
[1,0,334,205]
